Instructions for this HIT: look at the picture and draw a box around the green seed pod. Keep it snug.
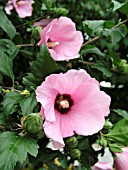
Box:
[65,136,78,149]
[32,26,42,40]
[23,113,43,134]
[69,149,82,160]
[99,138,107,148]
[103,119,113,130]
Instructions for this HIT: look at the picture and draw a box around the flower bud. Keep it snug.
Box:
[23,113,43,134]
[65,136,78,149]
[50,8,69,16]
[103,119,113,130]
[32,26,42,40]
[99,138,107,148]
[56,8,68,15]
[20,90,30,96]
[69,149,82,160]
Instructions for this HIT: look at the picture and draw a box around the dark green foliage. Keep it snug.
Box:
[0,0,128,169]
[0,132,39,170]
[23,44,57,88]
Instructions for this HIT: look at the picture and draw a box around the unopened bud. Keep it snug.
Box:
[104,119,113,130]
[32,26,42,40]
[23,113,43,134]
[5,89,11,93]
[20,90,30,96]
[99,138,107,148]
[50,8,69,16]
[69,149,81,160]
[65,136,78,149]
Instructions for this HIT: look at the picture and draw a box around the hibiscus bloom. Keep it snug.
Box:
[5,0,34,18]
[114,147,128,170]
[36,69,111,148]
[38,17,83,61]
[91,162,113,170]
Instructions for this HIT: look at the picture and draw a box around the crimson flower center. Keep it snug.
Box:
[54,94,74,114]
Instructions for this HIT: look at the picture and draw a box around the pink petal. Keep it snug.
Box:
[38,19,58,46]
[40,106,45,119]
[51,31,83,61]
[34,18,54,27]
[43,111,65,149]
[54,69,99,94]
[91,162,113,170]
[72,83,111,117]
[114,147,128,170]
[13,0,33,18]
[36,74,59,122]
[5,0,13,15]
[49,17,76,41]
[68,100,105,136]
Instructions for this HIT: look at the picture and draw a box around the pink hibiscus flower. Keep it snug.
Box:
[36,69,111,149]
[114,147,128,170]
[91,162,113,170]
[5,0,34,18]
[38,17,83,61]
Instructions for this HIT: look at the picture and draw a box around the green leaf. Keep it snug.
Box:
[0,39,19,59]
[111,0,128,16]
[113,109,128,120]
[0,10,16,39]
[83,46,105,57]
[23,44,57,88]
[107,119,128,145]
[58,156,68,168]
[103,26,127,47]
[119,2,128,16]
[81,147,98,168]
[3,92,23,115]
[0,113,6,126]
[78,138,90,150]
[0,50,14,82]
[83,20,105,36]
[111,0,122,11]
[0,132,39,170]
[91,63,113,77]
[109,143,122,153]
[20,93,37,116]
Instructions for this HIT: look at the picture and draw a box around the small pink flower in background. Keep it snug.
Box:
[91,162,113,170]
[5,0,34,18]
[38,17,83,61]
[114,147,128,170]
[34,18,54,28]
[36,69,111,149]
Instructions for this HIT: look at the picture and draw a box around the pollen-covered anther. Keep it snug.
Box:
[60,100,69,109]
[48,41,59,48]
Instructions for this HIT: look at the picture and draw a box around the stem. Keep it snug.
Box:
[17,44,35,47]
[16,16,45,28]
[82,18,128,48]
[78,60,95,65]
[0,86,21,93]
